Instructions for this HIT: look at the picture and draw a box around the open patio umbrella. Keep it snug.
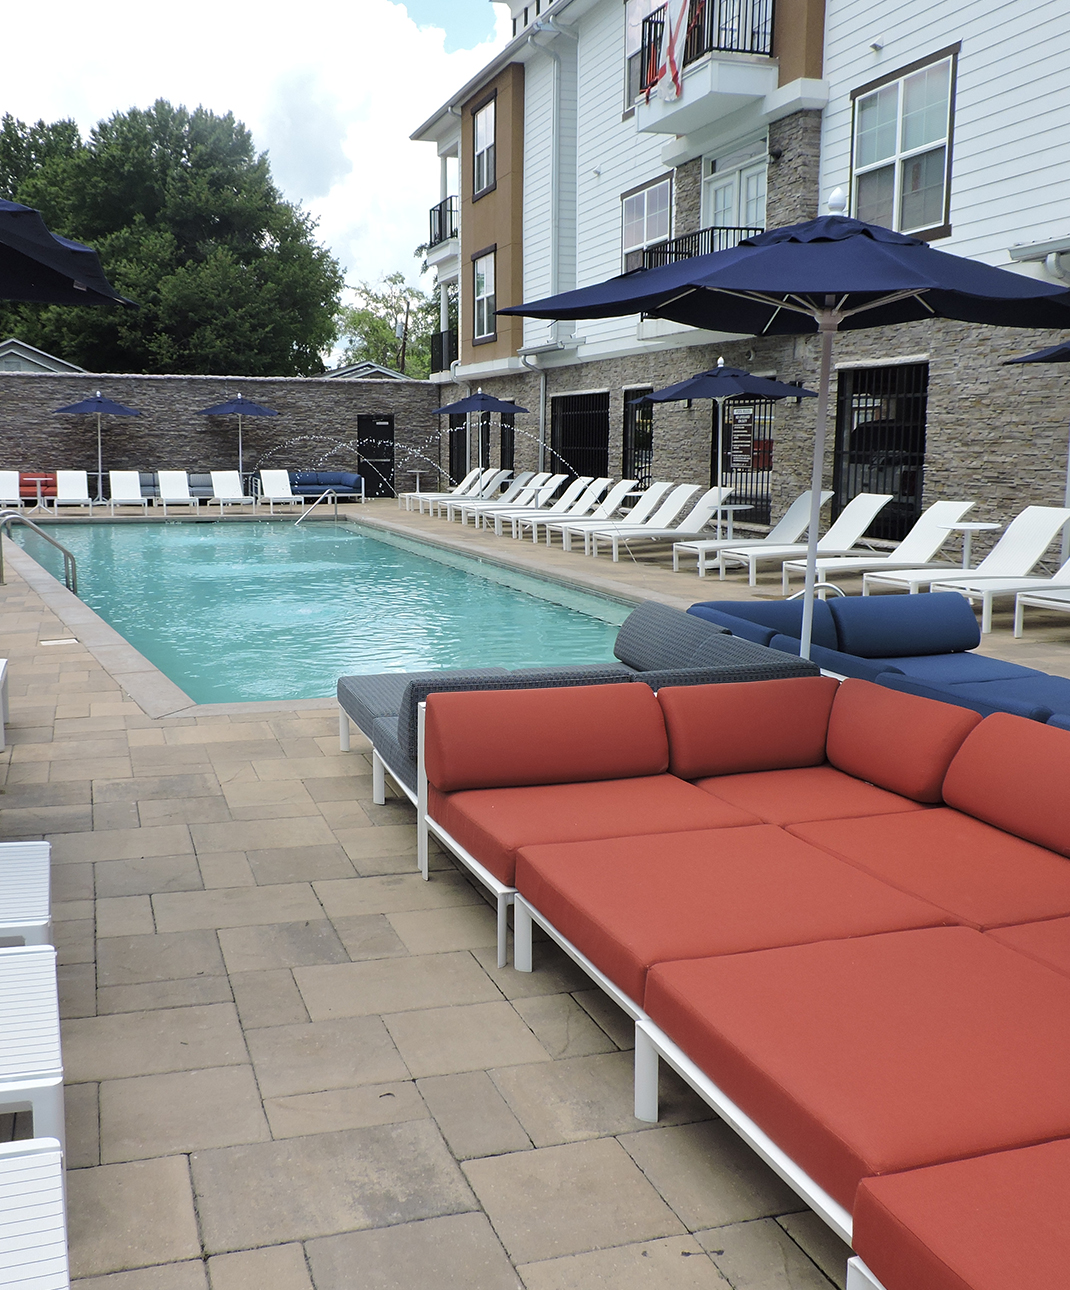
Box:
[630,357,817,490]
[0,199,135,306]
[196,394,278,475]
[1005,340,1070,558]
[54,391,141,502]
[502,193,1070,656]
[430,389,530,415]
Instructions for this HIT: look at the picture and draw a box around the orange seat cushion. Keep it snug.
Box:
[658,676,838,779]
[515,826,954,1004]
[987,916,1070,979]
[428,776,759,885]
[424,683,668,792]
[943,712,1070,857]
[826,679,981,803]
[854,1139,1070,1290]
[790,809,1070,929]
[645,927,1070,1210]
[692,764,927,825]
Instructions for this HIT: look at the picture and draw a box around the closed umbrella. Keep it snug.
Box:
[54,391,141,502]
[197,395,278,475]
[1005,341,1070,559]
[0,199,135,306]
[502,194,1070,656]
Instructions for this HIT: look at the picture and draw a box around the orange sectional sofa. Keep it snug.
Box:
[419,676,1070,1290]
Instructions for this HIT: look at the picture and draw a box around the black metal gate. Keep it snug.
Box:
[477,413,491,469]
[500,413,515,472]
[357,414,395,497]
[711,397,774,524]
[551,393,610,478]
[833,364,929,541]
[623,389,654,489]
[448,413,467,485]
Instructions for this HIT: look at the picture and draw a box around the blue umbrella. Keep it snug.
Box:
[197,394,278,474]
[1005,341,1070,558]
[54,390,141,501]
[431,389,530,415]
[0,199,136,306]
[502,196,1070,656]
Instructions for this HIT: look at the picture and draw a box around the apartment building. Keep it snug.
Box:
[412,0,1070,538]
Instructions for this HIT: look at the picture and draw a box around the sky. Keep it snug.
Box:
[3,1,512,298]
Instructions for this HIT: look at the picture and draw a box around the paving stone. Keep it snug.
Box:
[190,816,337,855]
[776,1213,851,1289]
[138,796,232,826]
[264,1080,428,1139]
[217,919,348,974]
[73,1262,208,1289]
[229,969,309,1029]
[66,1079,100,1169]
[198,853,257,888]
[59,960,97,1018]
[294,950,500,1019]
[464,1137,686,1264]
[252,756,367,781]
[313,871,480,918]
[97,976,235,1014]
[518,1235,730,1288]
[64,1003,248,1082]
[384,1000,552,1078]
[307,1212,521,1290]
[49,824,194,863]
[51,757,133,781]
[417,1071,532,1160]
[206,1243,313,1290]
[310,799,375,830]
[53,862,94,902]
[512,994,620,1060]
[387,903,499,954]
[247,1015,410,1097]
[96,897,155,939]
[153,883,324,932]
[221,779,316,809]
[335,823,417,863]
[191,1121,476,1253]
[470,942,594,1000]
[56,917,95,964]
[93,802,141,832]
[570,988,635,1049]
[305,774,375,802]
[0,803,93,833]
[328,912,409,960]
[67,1155,201,1278]
[97,931,226,987]
[243,843,356,885]
[99,1065,271,1162]
[95,856,204,898]
[695,1218,838,1289]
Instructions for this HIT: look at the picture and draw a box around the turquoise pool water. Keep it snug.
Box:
[14,521,628,704]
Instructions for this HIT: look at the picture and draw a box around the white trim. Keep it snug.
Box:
[834,353,929,370]
[761,77,830,123]
[549,386,611,400]
[847,1257,886,1290]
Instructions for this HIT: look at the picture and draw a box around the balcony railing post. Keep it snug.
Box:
[643,224,764,268]
[428,196,459,249]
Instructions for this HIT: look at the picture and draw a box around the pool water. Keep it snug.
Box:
[15,521,628,704]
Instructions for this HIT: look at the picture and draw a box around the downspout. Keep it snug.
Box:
[520,354,547,471]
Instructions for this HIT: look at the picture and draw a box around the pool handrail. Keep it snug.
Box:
[294,488,341,525]
[0,510,78,593]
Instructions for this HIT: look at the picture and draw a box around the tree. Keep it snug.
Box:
[335,270,450,379]
[0,103,344,375]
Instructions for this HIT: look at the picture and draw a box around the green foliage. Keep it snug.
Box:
[336,270,452,379]
[0,102,344,376]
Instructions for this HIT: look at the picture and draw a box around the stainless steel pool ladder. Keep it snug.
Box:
[294,489,340,525]
[0,511,78,594]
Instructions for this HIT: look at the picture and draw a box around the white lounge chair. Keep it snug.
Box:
[779,499,976,592]
[718,492,894,586]
[0,657,7,751]
[490,476,595,536]
[932,550,1070,633]
[477,475,570,528]
[0,946,64,1153]
[586,484,704,560]
[424,468,497,515]
[53,470,93,513]
[1014,583,1070,637]
[257,470,304,514]
[210,471,256,513]
[457,474,564,525]
[0,841,51,945]
[864,505,1070,599]
[590,485,735,562]
[107,471,149,515]
[512,478,612,540]
[155,471,199,515]
[0,1137,69,1289]
[400,466,482,512]
[673,490,834,577]
[535,478,638,546]
[558,481,676,553]
[0,471,24,509]
[444,470,523,521]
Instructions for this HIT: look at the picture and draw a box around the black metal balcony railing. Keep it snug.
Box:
[643,224,764,267]
[430,328,458,374]
[638,0,773,95]
[428,196,459,249]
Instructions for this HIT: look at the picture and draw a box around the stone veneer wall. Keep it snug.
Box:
[766,109,823,228]
[674,158,704,237]
[0,373,443,496]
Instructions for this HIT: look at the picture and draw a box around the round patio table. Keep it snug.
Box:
[939,521,1002,569]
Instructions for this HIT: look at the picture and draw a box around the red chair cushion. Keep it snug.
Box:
[658,676,837,779]
[515,826,954,1004]
[692,764,928,825]
[428,775,759,885]
[790,808,1070,929]
[424,683,668,791]
[943,712,1070,856]
[854,1138,1070,1290]
[826,678,981,803]
[645,927,1070,1210]
[987,916,1070,980]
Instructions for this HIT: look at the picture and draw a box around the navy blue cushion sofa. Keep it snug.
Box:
[289,470,364,500]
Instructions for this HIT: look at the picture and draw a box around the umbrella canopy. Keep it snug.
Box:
[0,199,136,306]
[197,394,278,474]
[431,390,530,415]
[1005,340,1070,558]
[502,197,1070,656]
[55,390,141,501]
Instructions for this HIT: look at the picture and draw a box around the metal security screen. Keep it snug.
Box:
[623,389,654,489]
[500,413,515,472]
[357,415,395,498]
[833,363,929,541]
[478,413,491,469]
[712,397,774,524]
[448,413,467,485]
[551,393,610,479]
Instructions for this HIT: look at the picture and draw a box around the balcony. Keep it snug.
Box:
[430,327,458,374]
[428,196,459,249]
[643,224,764,268]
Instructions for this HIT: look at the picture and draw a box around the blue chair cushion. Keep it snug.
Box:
[829,592,980,658]
[944,675,1070,722]
[689,600,839,650]
[875,673,1053,723]
[869,653,1045,684]
[771,637,904,683]
[688,608,777,647]
[1047,713,1070,731]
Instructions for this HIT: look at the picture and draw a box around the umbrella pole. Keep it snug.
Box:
[96,412,103,503]
[715,396,725,537]
[1063,421,1070,564]
[799,312,837,660]
[238,415,243,477]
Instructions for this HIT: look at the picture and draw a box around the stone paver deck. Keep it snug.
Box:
[4,501,1070,1288]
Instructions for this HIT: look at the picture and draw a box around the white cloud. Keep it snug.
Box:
[3,0,512,290]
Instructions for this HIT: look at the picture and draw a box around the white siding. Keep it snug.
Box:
[523,53,555,348]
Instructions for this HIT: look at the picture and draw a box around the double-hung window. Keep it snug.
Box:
[622,176,672,271]
[473,99,496,197]
[702,141,768,233]
[473,252,496,340]
[852,50,956,237]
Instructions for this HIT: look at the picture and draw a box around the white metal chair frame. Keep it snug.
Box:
[673,491,835,577]
[154,472,199,516]
[0,842,51,945]
[932,550,1070,633]
[0,946,65,1154]
[589,485,734,562]
[0,471,25,510]
[556,481,675,552]
[52,471,93,514]
[107,471,150,515]
[257,470,305,514]
[444,470,528,522]
[400,466,483,512]
[532,479,639,546]
[509,477,612,540]
[489,476,595,536]
[0,1137,69,1289]
[209,471,256,514]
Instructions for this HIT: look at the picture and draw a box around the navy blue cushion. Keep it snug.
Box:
[944,675,1070,722]
[829,592,980,658]
[875,672,1052,723]
[689,600,839,650]
[777,638,904,682]
[686,608,777,646]
[1048,713,1070,731]
[867,653,1044,685]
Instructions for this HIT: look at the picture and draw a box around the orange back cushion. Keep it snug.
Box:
[424,682,669,791]
[659,676,838,779]
[943,714,1070,856]
[826,678,981,803]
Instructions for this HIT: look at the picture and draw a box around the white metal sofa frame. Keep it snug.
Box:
[0,945,65,1154]
[0,1137,69,1289]
[0,841,52,944]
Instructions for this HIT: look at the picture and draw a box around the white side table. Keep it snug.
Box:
[714,504,754,541]
[939,521,1001,569]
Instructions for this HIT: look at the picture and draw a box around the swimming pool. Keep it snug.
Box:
[14,521,629,704]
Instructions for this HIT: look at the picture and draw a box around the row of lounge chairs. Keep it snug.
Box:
[0,470,326,515]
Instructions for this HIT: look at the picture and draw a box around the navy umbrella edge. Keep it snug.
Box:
[0,200,136,307]
[197,395,279,475]
[431,390,530,415]
[54,391,141,501]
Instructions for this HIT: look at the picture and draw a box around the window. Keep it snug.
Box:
[701,141,767,232]
[624,0,666,105]
[622,177,671,271]
[473,99,496,196]
[473,252,496,340]
[851,52,955,236]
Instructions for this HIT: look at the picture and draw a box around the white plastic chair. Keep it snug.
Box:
[590,485,735,561]
[444,470,523,521]
[933,549,1070,633]
[210,471,256,513]
[511,477,612,540]
[559,481,677,553]
[780,499,976,592]
[0,471,24,509]
[719,492,894,586]
[0,1138,69,1289]
[107,471,149,515]
[673,490,834,577]
[1014,585,1070,637]
[532,478,636,546]
[456,473,561,525]
[490,476,595,536]
[257,470,304,514]
[155,471,198,515]
[0,946,64,1154]
[586,484,703,560]
[402,466,483,512]
[52,471,93,513]
[0,842,51,945]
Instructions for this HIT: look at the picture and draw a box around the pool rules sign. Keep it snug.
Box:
[729,406,755,469]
